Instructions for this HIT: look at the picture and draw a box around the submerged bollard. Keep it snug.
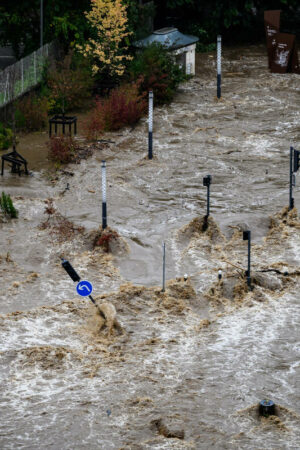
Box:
[203,175,212,230]
[217,35,222,99]
[162,242,166,292]
[259,399,275,417]
[243,230,251,289]
[289,146,300,210]
[102,160,107,229]
[148,91,153,159]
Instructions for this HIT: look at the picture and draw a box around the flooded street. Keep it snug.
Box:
[0,45,300,448]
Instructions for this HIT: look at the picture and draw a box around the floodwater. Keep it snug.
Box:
[0,45,300,448]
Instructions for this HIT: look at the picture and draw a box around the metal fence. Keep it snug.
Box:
[0,42,54,108]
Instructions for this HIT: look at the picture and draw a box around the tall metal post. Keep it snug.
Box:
[102,160,107,229]
[243,230,251,289]
[148,91,153,159]
[289,146,294,210]
[203,175,212,217]
[217,35,222,99]
[207,181,210,217]
[162,242,166,292]
[40,0,43,48]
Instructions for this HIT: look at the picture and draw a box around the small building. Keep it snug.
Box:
[133,27,199,75]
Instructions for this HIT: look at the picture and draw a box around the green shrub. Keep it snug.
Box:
[16,93,48,131]
[129,42,186,105]
[0,123,13,150]
[0,192,18,218]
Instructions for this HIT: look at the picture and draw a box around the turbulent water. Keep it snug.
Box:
[0,45,300,449]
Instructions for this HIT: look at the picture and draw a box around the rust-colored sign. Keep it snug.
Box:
[271,33,295,73]
[264,10,300,74]
[264,10,281,68]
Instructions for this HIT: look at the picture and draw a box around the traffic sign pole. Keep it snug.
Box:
[61,258,105,317]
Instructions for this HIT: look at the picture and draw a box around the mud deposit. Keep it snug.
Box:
[0,45,300,448]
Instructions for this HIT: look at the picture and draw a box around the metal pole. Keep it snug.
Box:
[33,52,37,84]
[102,160,107,229]
[207,182,210,217]
[148,91,153,159]
[40,0,43,48]
[217,35,222,99]
[247,231,251,288]
[21,59,24,92]
[162,242,166,292]
[289,146,294,210]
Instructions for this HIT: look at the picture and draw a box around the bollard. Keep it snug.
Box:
[148,91,153,159]
[259,399,275,417]
[218,269,222,280]
[289,146,300,210]
[217,35,222,99]
[289,147,294,210]
[243,231,251,289]
[162,242,166,292]
[203,175,212,231]
[102,160,107,229]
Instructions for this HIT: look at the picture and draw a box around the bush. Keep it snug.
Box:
[94,228,119,252]
[47,51,93,114]
[47,135,78,164]
[86,82,146,139]
[129,43,186,105]
[16,93,48,131]
[0,192,18,218]
[0,123,13,150]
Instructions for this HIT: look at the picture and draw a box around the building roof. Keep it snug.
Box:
[133,27,199,50]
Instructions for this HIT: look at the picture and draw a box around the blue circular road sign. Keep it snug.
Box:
[76,280,93,297]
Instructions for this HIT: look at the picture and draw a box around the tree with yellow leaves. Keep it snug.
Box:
[78,0,132,78]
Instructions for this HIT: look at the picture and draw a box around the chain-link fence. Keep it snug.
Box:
[0,42,55,108]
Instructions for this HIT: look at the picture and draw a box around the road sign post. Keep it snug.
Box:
[61,258,104,317]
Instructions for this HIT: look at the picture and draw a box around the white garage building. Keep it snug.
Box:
[134,27,199,75]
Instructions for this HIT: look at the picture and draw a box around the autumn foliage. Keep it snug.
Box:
[85,82,146,139]
[78,0,132,78]
[47,135,79,164]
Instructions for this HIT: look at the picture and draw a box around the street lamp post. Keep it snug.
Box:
[40,0,43,48]
[148,91,153,159]
[102,160,107,229]
[217,35,222,99]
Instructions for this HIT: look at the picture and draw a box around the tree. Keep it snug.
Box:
[0,0,90,58]
[78,0,133,79]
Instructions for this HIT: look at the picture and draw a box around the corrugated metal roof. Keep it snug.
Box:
[133,27,198,50]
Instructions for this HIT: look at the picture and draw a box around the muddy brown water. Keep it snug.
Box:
[0,45,300,448]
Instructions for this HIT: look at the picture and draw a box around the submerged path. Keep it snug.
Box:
[0,45,299,448]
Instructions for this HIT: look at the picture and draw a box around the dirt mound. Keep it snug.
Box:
[166,278,196,299]
[178,216,224,243]
[91,226,129,255]
[205,273,250,307]
[268,207,300,238]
